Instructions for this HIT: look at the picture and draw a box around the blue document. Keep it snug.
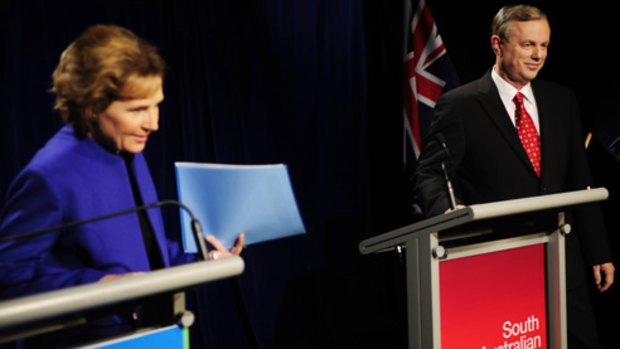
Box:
[175,162,306,252]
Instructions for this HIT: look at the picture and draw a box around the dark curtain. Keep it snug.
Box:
[0,0,408,348]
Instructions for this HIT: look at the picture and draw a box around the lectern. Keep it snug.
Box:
[0,257,244,348]
[359,188,608,349]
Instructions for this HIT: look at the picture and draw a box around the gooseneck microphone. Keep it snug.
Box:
[436,132,451,159]
[0,200,210,261]
[436,133,458,210]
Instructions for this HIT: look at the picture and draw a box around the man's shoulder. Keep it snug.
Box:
[532,78,573,93]
[438,74,489,105]
[441,75,574,100]
[443,79,479,96]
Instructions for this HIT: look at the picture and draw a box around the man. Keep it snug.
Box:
[414,5,615,348]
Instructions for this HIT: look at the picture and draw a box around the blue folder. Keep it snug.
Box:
[175,162,306,252]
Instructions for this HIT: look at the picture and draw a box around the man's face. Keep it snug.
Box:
[493,18,550,89]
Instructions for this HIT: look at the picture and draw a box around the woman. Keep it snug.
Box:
[0,24,243,345]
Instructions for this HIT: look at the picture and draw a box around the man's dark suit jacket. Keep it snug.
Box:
[414,71,613,290]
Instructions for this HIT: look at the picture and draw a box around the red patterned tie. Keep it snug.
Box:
[513,92,541,177]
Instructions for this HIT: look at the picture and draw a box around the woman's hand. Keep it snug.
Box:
[206,233,245,260]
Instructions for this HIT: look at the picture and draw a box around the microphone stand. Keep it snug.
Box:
[441,162,458,210]
[0,200,210,261]
[437,133,458,210]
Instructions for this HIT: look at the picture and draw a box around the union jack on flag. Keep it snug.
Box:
[403,0,460,163]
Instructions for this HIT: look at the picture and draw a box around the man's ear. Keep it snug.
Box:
[491,35,502,56]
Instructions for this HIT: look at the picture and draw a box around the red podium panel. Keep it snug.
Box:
[440,244,546,349]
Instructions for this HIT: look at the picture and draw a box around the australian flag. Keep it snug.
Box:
[403,0,460,166]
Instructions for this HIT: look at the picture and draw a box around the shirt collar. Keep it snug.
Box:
[491,66,535,104]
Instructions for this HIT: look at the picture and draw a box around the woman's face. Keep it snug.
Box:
[94,81,163,154]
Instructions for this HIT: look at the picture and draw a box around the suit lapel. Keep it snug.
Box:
[476,72,537,176]
[532,81,552,181]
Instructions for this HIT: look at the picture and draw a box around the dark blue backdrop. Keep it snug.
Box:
[1,1,618,348]
[0,1,409,348]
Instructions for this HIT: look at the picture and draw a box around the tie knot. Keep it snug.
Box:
[513,92,525,106]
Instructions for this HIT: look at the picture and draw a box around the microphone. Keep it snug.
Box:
[0,200,210,261]
[436,133,458,210]
[436,132,451,159]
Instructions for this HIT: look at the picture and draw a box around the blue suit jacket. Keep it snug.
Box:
[0,125,193,300]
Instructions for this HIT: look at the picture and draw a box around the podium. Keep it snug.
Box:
[0,257,244,347]
[359,188,608,349]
